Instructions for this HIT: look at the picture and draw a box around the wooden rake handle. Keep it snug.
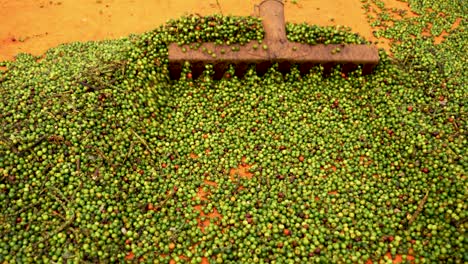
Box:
[257,0,288,44]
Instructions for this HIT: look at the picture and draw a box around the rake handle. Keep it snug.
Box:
[257,0,287,44]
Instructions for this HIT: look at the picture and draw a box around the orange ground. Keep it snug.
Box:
[0,0,400,62]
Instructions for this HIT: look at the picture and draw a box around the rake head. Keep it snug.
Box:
[168,0,379,80]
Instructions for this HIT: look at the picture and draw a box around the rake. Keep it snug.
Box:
[168,0,379,79]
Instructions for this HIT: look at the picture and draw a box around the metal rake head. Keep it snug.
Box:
[168,0,379,80]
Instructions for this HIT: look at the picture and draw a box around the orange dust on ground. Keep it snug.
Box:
[194,179,221,232]
[229,156,254,180]
[1,0,384,62]
[365,251,416,264]
[365,0,462,48]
